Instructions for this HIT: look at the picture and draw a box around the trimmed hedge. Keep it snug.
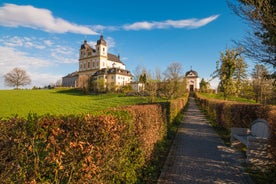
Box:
[195,92,276,163]
[0,95,188,183]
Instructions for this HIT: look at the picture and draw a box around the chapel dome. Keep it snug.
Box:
[185,69,198,77]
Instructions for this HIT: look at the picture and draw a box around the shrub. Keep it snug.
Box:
[0,95,189,183]
[195,92,276,163]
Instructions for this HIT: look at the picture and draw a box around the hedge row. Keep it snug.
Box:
[195,93,276,162]
[0,95,188,184]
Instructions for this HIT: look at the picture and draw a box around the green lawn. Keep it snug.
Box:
[0,88,148,118]
[199,92,257,103]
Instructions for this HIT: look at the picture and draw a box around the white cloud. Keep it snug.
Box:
[52,45,73,55]
[90,25,119,32]
[51,52,78,64]
[123,15,219,31]
[44,40,53,46]
[2,36,49,49]
[87,41,96,48]
[0,46,53,74]
[106,37,116,49]
[4,36,24,47]
[0,3,98,35]
[50,45,78,64]
[0,46,64,89]
[0,3,219,34]
[0,35,78,66]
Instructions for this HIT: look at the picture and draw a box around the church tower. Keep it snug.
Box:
[96,35,107,57]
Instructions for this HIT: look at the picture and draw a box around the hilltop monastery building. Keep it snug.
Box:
[62,35,132,89]
[62,35,200,92]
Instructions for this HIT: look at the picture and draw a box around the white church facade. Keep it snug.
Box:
[185,69,200,92]
[62,35,133,90]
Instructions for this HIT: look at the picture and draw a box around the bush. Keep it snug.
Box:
[0,95,189,183]
[195,92,276,163]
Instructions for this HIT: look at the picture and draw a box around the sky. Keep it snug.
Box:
[0,0,251,89]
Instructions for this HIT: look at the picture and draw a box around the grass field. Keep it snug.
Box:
[0,88,148,118]
[198,92,257,103]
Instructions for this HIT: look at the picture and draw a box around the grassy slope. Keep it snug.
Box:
[0,88,148,118]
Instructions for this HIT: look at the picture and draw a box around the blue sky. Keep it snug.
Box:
[0,0,250,89]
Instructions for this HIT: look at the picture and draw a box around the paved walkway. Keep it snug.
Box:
[158,97,254,184]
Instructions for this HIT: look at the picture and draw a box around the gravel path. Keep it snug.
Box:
[157,97,254,184]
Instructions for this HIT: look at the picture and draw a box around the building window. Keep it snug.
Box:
[88,62,90,68]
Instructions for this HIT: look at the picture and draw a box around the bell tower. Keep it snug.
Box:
[96,35,107,57]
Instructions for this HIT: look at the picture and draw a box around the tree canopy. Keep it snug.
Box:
[212,48,248,99]
[229,0,276,68]
[4,67,31,89]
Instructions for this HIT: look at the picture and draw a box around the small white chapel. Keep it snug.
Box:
[185,69,200,92]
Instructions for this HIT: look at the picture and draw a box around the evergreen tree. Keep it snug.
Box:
[199,78,210,93]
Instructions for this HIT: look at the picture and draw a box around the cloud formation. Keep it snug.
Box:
[1,36,78,63]
[0,46,52,71]
[123,15,219,31]
[0,46,64,88]
[0,4,219,34]
[2,36,46,49]
[0,3,98,35]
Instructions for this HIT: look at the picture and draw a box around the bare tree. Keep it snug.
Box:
[55,79,62,87]
[4,67,31,89]
[155,67,162,82]
[133,65,147,82]
[163,62,183,81]
[163,62,185,99]
[251,64,274,104]
[228,0,276,68]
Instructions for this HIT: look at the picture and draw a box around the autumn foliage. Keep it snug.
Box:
[0,97,188,183]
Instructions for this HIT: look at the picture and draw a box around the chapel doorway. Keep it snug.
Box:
[190,85,194,92]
